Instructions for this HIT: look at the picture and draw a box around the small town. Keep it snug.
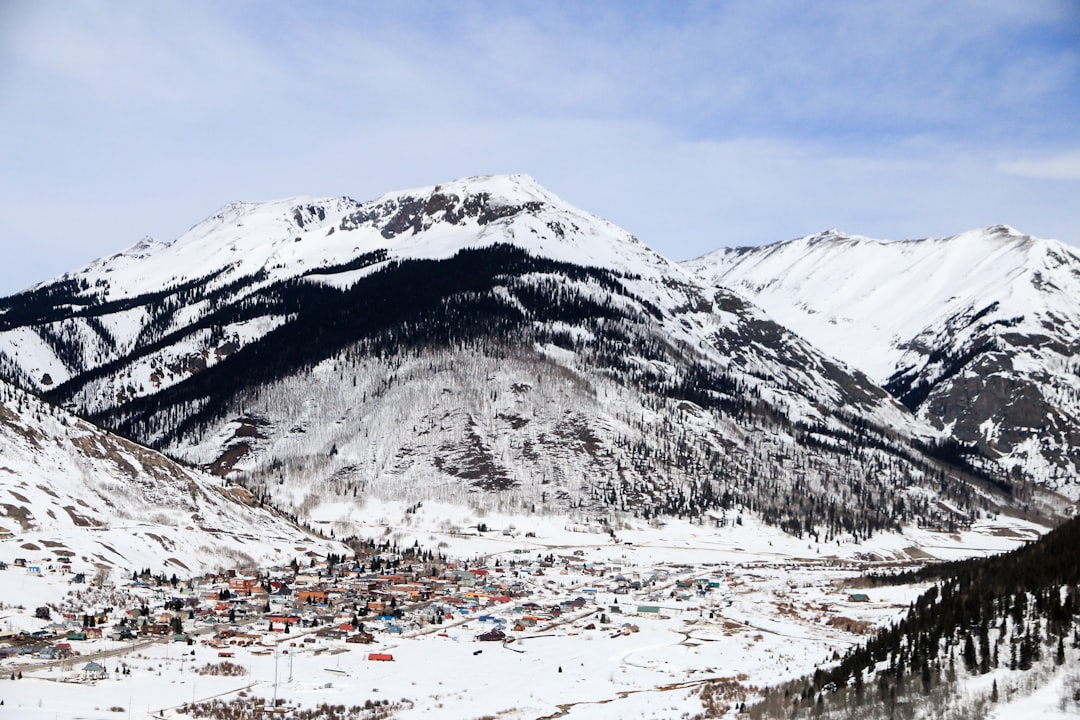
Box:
[0,513,941,718]
[3,533,725,666]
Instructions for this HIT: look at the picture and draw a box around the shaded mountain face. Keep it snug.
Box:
[0,177,1058,539]
[0,378,335,575]
[686,226,1080,497]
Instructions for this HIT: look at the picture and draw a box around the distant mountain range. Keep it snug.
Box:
[0,175,1073,540]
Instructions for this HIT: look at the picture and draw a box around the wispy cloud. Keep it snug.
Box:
[998,151,1080,180]
[0,0,1077,294]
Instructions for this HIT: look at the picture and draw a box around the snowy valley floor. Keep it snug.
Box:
[0,506,1051,719]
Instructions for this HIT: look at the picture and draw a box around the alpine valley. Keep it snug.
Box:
[1,174,1079,719]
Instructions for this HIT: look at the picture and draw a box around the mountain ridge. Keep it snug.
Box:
[686,225,1080,496]
[0,175,1069,540]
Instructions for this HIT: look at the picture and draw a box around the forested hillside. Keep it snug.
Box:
[750,513,1080,718]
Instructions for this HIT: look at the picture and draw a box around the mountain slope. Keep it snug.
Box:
[0,378,338,575]
[686,226,1080,496]
[752,505,1080,720]
[0,177,1056,538]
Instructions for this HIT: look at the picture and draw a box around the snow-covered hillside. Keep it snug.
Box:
[0,378,341,575]
[686,226,1080,494]
[0,174,685,401]
[0,177,1065,539]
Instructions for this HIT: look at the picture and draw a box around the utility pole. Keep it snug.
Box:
[273,646,279,707]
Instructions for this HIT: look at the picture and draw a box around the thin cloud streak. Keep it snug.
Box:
[1,0,1077,294]
[998,151,1080,181]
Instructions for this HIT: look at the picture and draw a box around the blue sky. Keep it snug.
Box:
[1,0,1078,295]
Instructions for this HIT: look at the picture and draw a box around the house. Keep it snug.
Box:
[82,661,108,681]
[367,652,394,661]
[848,593,870,603]
[266,613,301,626]
[298,590,328,604]
[636,605,661,618]
[229,576,259,594]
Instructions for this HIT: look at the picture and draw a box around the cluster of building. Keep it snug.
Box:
[1,541,733,672]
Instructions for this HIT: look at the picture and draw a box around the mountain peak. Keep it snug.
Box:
[371,173,560,213]
[21,174,673,307]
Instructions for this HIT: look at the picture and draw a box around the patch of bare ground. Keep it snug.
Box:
[1,503,34,529]
[827,615,873,634]
[434,419,514,490]
[208,442,251,477]
[39,540,72,553]
[903,545,934,560]
[537,674,751,720]
[216,484,257,505]
[988,525,1028,538]
[0,403,44,448]
[721,620,743,633]
[70,434,140,478]
[97,543,121,559]
[64,505,102,527]
[146,533,176,551]
[693,675,751,718]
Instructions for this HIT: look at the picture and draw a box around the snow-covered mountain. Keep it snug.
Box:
[0,177,1060,539]
[0,378,340,575]
[686,226,1080,496]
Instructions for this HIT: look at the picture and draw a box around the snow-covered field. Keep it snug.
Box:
[0,504,1048,719]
